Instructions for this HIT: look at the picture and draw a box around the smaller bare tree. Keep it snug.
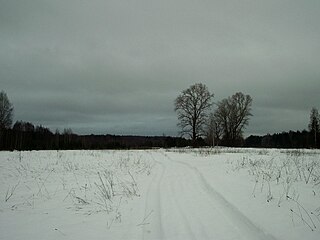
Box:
[174,83,214,144]
[206,113,223,146]
[308,107,319,148]
[215,92,252,146]
[0,91,14,130]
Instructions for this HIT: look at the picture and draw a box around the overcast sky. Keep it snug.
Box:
[1,0,320,136]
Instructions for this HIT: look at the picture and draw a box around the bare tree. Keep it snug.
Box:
[174,83,214,143]
[214,92,252,146]
[308,107,319,148]
[206,112,223,146]
[214,98,230,143]
[0,91,14,130]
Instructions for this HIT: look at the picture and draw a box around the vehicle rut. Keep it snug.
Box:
[142,150,278,240]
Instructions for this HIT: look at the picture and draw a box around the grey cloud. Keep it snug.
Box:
[1,0,320,135]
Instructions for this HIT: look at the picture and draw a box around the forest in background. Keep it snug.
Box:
[0,125,190,150]
[0,123,318,150]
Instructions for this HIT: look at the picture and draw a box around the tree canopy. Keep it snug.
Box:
[175,83,214,143]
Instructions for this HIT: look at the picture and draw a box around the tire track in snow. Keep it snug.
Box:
[157,151,226,239]
[161,153,233,239]
[160,150,277,240]
[145,151,197,240]
[142,154,166,240]
[172,166,217,239]
[170,174,197,240]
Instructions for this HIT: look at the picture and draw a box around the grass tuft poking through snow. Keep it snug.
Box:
[0,150,154,239]
[211,148,320,232]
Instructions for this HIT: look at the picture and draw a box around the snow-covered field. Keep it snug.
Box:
[1,148,320,240]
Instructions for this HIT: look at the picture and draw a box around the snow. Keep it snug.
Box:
[0,148,320,239]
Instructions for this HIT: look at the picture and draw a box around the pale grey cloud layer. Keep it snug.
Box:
[1,0,320,136]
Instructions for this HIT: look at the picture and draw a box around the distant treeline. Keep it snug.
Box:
[245,130,319,149]
[0,121,319,150]
[0,122,191,150]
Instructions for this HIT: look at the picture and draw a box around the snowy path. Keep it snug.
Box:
[141,151,277,240]
[2,149,319,240]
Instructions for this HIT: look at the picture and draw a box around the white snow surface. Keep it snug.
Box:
[0,148,320,240]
